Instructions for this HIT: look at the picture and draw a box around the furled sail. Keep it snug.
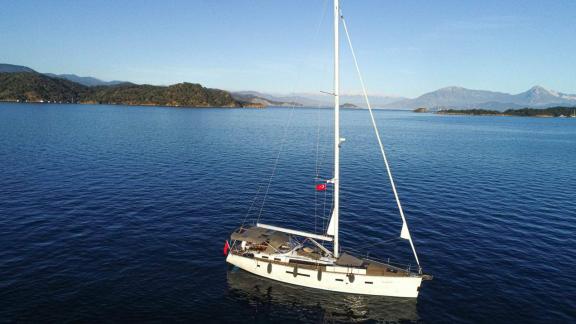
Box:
[326,210,336,236]
[400,220,411,240]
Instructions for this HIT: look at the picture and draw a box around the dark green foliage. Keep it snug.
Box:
[0,72,88,102]
[83,82,239,107]
[438,107,576,117]
[0,72,240,107]
[438,109,501,115]
[503,107,576,117]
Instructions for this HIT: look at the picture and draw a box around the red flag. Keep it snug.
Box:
[223,240,230,256]
[316,183,327,191]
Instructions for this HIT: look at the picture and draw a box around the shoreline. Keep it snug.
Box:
[436,112,571,118]
[430,107,576,119]
[0,100,264,109]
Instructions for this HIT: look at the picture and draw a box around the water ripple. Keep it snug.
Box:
[0,104,574,322]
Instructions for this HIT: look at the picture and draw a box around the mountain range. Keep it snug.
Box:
[43,73,125,87]
[243,86,576,111]
[383,86,576,110]
[0,67,241,108]
[231,91,303,107]
[232,91,407,108]
[2,63,575,110]
[0,64,125,87]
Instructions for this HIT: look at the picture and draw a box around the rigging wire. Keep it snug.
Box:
[256,0,331,224]
[255,106,296,223]
[315,106,334,234]
[348,237,401,253]
[240,181,266,227]
[340,11,421,269]
[314,104,322,234]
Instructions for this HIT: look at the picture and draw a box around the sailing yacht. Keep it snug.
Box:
[225,0,431,298]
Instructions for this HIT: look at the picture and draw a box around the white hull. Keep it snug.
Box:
[227,254,422,298]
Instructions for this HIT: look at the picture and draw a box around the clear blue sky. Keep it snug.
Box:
[1,0,575,97]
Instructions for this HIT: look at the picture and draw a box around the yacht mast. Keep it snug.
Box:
[333,0,340,258]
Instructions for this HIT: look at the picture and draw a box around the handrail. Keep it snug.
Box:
[342,250,414,272]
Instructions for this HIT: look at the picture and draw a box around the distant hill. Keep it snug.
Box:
[385,86,576,111]
[234,87,576,110]
[1,63,126,86]
[83,82,240,107]
[438,107,576,118]
[233,91,327,107]
[44,73,126,87]
[513,86,576,106]
[0,64,36,73]
[231,92,302,107]
[298,93,407,108]
[386,86,512,109]
[4,63,575,111]
[233,91,406,108]
[0,72,87,102]
[0,72,242,107]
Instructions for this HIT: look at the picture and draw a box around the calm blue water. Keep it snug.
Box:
[1,103,575,323]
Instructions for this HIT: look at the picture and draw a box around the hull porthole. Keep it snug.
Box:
[267,262,272,274]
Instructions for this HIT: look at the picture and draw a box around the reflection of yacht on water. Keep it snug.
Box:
[226,268,419,323]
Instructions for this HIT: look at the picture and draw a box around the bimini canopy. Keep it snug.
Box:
[231,226,290,250]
